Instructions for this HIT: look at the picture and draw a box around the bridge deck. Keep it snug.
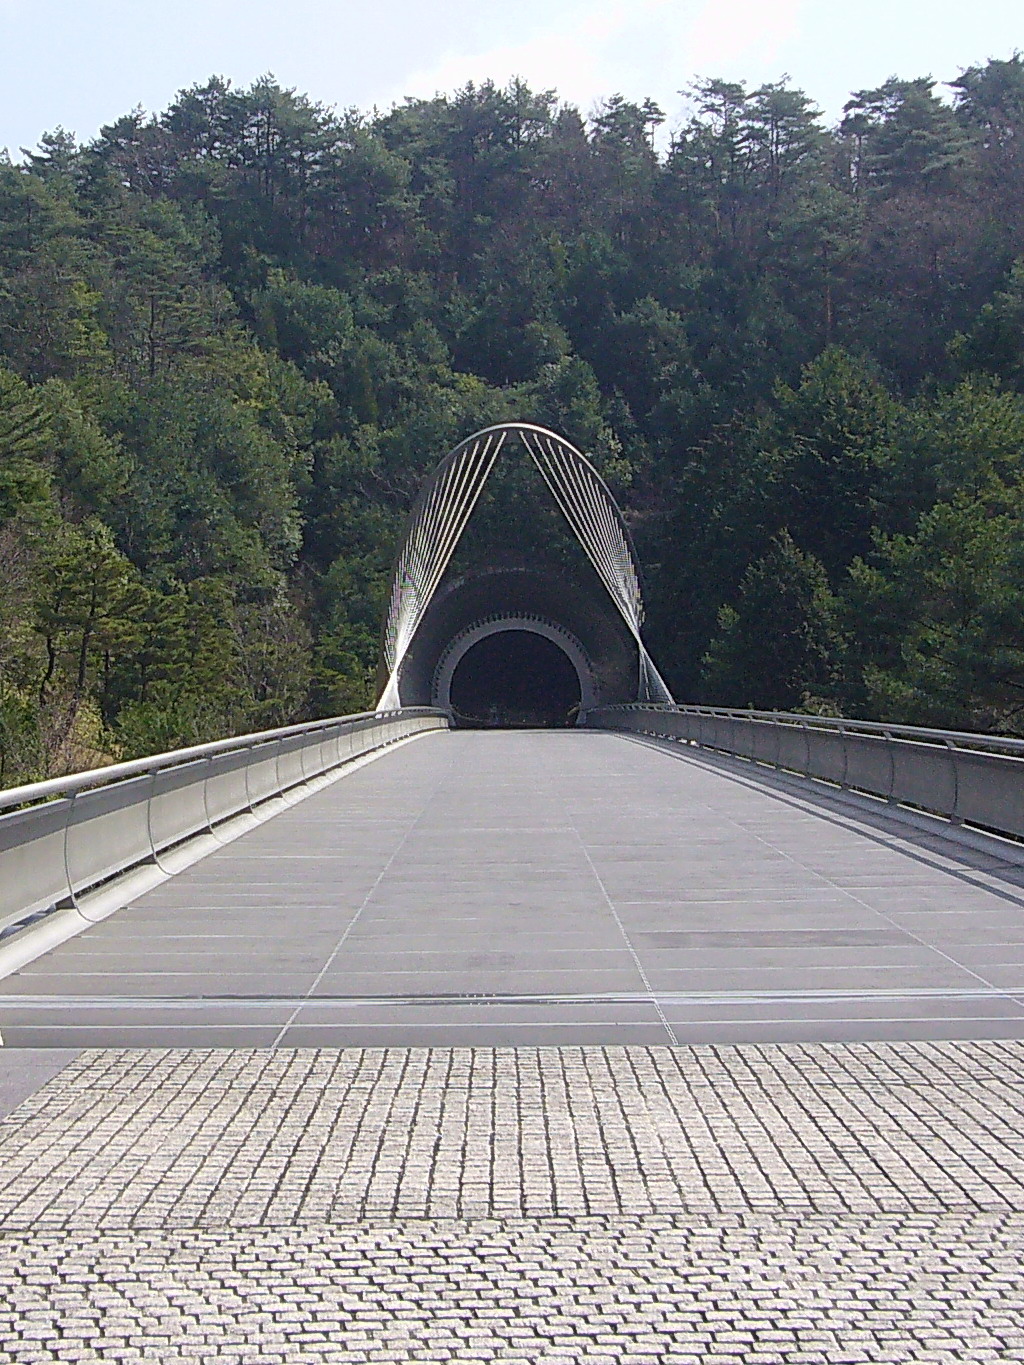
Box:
[4,730,1024,1360]
[3,729,1024,1047]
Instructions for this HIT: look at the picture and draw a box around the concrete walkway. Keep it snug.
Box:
[2,732,1024,1360]
[3,729,1024,1045]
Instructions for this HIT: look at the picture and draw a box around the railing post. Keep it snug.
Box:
[201,752,216,835]
[59,790,78,913]
[244,741,258,815]
[883,729,896,802]
[145,765,161,861]
[947,739,963,824]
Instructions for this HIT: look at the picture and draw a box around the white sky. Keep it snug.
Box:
[1,0,1022,159]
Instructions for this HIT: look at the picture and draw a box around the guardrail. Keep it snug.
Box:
[588,704,1024,842]
[0,707,447,943]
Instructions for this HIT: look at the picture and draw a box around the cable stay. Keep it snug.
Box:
[378,423,672,712]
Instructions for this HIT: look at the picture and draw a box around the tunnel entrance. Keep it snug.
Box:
[448,629,582,728]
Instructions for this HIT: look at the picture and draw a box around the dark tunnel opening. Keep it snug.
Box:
[448,630,582,728]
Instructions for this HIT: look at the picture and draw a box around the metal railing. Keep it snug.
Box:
[0,707,447,939]
[588,703,1024,842]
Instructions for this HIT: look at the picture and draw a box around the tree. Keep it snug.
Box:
[701,531,842,710]
[743,81,826,207]
[0,367,51,519]
[953,53,1024,153]
[32,520,144,727]
[844,497,1024,732]
[841,78,971,198]
[951,54,1024,244]
[22,128,79,181]
[955,258,1024,388]
[770,347,898,575]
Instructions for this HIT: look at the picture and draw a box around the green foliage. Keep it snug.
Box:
[700,532,842,710]
[2,56,1024,781]
[841,78,971,197]
[845,497,1024,731]
[771,347,898,574]
[955,258,1024,387]
[0,366,52,519]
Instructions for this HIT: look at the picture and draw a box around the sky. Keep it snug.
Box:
[1,0,1022,159]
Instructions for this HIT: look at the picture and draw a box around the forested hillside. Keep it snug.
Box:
[3,59,1024,781]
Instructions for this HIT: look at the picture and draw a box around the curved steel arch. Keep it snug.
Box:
[377,422,671,711]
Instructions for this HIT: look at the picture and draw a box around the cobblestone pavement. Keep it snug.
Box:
[3,1214,1023,1363]
[1,1043,1023,1360]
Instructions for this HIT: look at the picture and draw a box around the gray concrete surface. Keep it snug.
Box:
[3,729,1024,1044]
[0,1049,80,1120]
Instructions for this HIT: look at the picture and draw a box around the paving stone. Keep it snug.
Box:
[4,1214,1017,1363]
[2,1043,1024,1229]
[0,1042,1021,1360]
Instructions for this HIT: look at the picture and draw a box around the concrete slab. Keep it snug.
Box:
[0,1048,80,1120]
[6,730,1024,1044]
[0,1026,285,1047]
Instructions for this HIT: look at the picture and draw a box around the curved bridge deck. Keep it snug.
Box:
[3,730,1024,1047]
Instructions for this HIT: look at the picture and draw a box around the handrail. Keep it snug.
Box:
[588,703,1024,844]
[0,707,436,813]
[604,703,1024,756]
[0,707,449,950]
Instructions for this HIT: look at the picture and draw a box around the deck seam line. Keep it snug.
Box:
[571,836,679,1045]
[271,745,459,1045]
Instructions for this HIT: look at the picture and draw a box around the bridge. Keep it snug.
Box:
[1,424,1023,1360]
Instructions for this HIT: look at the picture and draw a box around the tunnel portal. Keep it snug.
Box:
[389,567,633,727]
[448,629,582,728]
[432,613,597,728]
